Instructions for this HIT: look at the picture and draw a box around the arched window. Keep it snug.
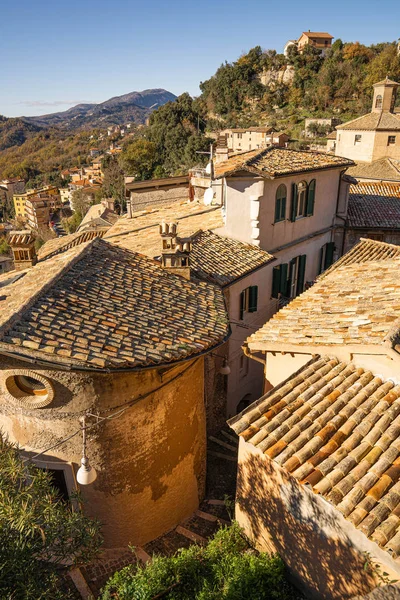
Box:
[297,181,308,217]
[306,179,316,216]
[375,94,383,109]
[274,184,287,223]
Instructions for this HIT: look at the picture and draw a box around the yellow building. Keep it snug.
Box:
[13,185,59,219]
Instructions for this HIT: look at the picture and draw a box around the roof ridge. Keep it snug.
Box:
[0,239,98,340]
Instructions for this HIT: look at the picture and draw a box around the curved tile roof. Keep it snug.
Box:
[337,112,400,132]
[246,258,400,352]
[229,355,400,557]
[214,147,354,179]
[189,230,275,287]
[320,239,400,280]
[0,238,229,370]
[347,158,400,182]
[347,183,400,229]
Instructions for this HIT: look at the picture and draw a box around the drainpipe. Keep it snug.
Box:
[243,345,265,366]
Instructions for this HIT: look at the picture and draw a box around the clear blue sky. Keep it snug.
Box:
[2,0,399,117]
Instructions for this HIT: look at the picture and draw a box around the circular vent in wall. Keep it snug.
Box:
[3,370,54,408]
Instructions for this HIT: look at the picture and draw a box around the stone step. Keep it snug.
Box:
[208,435,237,453]
[175,526,207,544]
[220,430,239,445]
[207,450,237,462]
[134,547,151,564]
[195,509,230,526]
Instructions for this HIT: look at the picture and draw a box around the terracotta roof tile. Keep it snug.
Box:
[347,182,400,228]
[229,355,400,557]
[246,258,400,352]
[347,158,400,182]
[189,230,274,286]
[214,147,353,179]
[0,238,229,370]
[321,238,400,279]
[38,230,107,261]
[337,112,400,131]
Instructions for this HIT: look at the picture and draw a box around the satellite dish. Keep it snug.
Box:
[204,187,214,206]
[205,162,212,175]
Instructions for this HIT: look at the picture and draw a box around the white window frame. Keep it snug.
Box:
[32,458,79,509]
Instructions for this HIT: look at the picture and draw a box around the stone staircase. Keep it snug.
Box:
[207,425,239,463]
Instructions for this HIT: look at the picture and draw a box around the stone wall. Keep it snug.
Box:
[343,229,400,255]
[130,186,189,211]
[0,355,207,548]
[235,439,400,599]
[259,65,295,87]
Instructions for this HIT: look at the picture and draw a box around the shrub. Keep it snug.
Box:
[101,522,295,600]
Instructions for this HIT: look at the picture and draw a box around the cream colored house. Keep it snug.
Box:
[297,31,333,56]
[214,147,354,299]
[336,78,400,163]
[219,127,289,153]
[229,238,400,599]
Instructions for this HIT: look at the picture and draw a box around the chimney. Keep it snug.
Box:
[101,198,115,212]
[8,230,37,271]
[159,222,192,280]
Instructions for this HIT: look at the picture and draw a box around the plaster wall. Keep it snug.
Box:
[224,266,279,417]
[222,168,342,255]
[372,132,400,161]
[235,439,400,599]
[0,355,206,548]
[336,130,376,163]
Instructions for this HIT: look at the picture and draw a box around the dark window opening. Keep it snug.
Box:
[45,468,69,502]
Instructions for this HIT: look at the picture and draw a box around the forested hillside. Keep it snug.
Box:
[1,39,400,185]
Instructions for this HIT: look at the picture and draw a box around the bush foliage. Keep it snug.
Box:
[0,436,102,599]
[101,522,298,600]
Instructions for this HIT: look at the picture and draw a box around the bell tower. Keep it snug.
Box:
[159,222,192,280]
[372,77,399,113]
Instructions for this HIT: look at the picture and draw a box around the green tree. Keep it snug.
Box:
[0,436,102,599]
[101,155,125,202]
[101,523,296,600]
[120,138,158,180]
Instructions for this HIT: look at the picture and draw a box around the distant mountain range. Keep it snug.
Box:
[23,88,177,130]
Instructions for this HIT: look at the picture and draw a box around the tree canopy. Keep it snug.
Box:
[0,436,102,599]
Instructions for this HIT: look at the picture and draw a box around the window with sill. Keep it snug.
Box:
[290,179,315,221]
[239,285,258,319]
[354,134,362,145]
[388,135,396,145]
[274,184,287,222]
[271,255,306,299]
[375,95,383,109]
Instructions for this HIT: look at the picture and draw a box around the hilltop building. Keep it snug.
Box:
[217,127,289,155]
[229,238,400,599]
[77,199,118,233]
[284,31,334,57]
[336,78,400,166]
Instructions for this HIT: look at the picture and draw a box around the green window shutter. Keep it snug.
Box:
[272,267,281,298]
[296,255,307,296]
[239,290,245,320]
[290,183,298,222]
[248,286,258,312]
[318,246,324,275]
[281,196,286,220]
[306,179,316,216]
[274,197,281,222]
[324,242,335,269]
[280,262,288,296]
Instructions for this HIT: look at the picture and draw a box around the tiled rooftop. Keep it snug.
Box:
[246,258,400,352]
[104,202,224,256]
[78,204,118,232]
[347,158,400,182]
[321,239,400,279]
[348,182,400,228]
[38,230,107,261]
[214,147,353,179]
[0,238,229,370]
[189,230,275,287]
[337,112,400,132]
[229,355,400,557]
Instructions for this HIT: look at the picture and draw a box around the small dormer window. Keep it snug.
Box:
[375,95,383,109]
